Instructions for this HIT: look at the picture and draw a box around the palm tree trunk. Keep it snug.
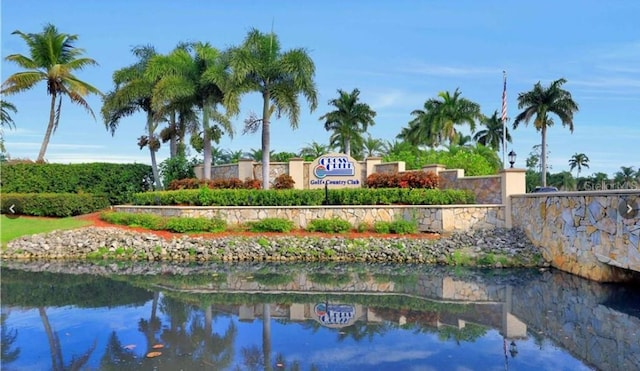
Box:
[345,138,351,157]
[169,111,177,158]
[147,115,162,189]
[37,93,58,162]
[203,104,212,180]
[261,92,271,190]
[541,126,547,187]
[39,307,63,371]
[262,303,272,371]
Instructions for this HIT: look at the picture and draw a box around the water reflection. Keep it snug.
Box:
[1,262,638,370]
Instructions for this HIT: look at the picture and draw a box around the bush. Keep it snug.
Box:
[273,174,295,189]
[307,218,352,233]
[366,171,439,189]
[246,218,294,233]
[373,221,391,234]
[0,163,153,204]
[373,220,418,234]
[100,211,166,230]
[165,217,226,233]
[168,177,262,190]
[1,193,110,217]
[159,156,196,188]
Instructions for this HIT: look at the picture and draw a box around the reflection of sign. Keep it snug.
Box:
[308,153,362,189]
[314,156,355,178]
[314,303,356,327]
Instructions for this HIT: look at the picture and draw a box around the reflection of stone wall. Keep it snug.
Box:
[511,191,640,282]
[115,205,505,233]
[513,270,640,371]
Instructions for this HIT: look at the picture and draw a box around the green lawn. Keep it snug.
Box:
[1,215,91,247]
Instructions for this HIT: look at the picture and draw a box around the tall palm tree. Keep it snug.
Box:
[319,88,376,157]
[429,89,481,144]
[228,28,318,189]
[401,89,481,148]
[146,42,239,179]
[473,110,512,151]
[513,78,579,186]
[1,24,102,162]
[102,45,163,189]
[614,166,636,185]
[568,153,589,178]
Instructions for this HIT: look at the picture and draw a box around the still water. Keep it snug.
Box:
[1,261,638,371]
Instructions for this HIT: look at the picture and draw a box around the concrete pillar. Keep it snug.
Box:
[500,168,526,228]
[422,164,447,175]
[365,157,382,178]
[288,157,305,189]
[237,158,254,181]
[193,164,204,180]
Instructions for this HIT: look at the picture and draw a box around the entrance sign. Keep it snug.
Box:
[313,303,357,328]
[308,153,362,189]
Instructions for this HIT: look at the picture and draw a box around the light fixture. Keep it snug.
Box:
[508,150,517,168]
[509,341,518,357]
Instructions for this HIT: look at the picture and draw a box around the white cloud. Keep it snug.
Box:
[400,63,499,77]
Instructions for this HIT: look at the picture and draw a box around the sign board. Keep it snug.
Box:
[308,153,362,189]
[313,303,357,328]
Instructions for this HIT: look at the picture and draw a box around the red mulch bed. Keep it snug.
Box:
[76,212,441,241]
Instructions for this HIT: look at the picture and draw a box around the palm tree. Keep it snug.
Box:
[1,24,102,162]
[614,166,636,186]
[428,89,481,144]
[102,45,163,189]
[299,141,329,160]
[362,134,385,158]
[568,153,589,178]
[0,100,17,153]
[320,88,376,157]
[401,89,481,148]
[473,110,512,151]
[513,78,579,187]
[228,28,318,189]
[146,42,239,179]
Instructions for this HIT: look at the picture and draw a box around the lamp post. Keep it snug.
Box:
[508,150,517,168]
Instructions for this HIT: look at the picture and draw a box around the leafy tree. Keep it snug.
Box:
[159,155,196,186]
[229,28,318,189]
[320,88,376,157]
[614,166,637,186]
[271,151,298,162]
[513,78,579,186]
[102,45,163,189]
[224,148,246,163]
[473,110,511,151]
[362,135,385,158]
[568,153,589,178]
[1,24,102,162]
[146,42,239,179]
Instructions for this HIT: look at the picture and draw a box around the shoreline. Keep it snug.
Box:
[2,226,547,268]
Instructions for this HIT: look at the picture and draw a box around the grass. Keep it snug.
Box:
[1,215,91,247]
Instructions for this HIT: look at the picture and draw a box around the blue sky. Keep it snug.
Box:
[2,0,639,177]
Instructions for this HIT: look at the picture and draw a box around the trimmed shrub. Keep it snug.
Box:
[168,177,262,190]
[246,218,294,233]
[0,163,153,204]
[307,218,352,233]
[1,193,110,217]
[165,217,226,233]
[366,171,439,189]
[389,219,418,234]
[373,221,391,234]
[100,211,166,230]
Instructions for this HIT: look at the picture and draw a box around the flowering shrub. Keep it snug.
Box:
[366,171,439,189]
[168,178,262,190]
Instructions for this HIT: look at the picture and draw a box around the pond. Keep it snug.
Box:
[1,261,638,371]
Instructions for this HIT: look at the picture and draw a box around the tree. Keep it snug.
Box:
[362,135,385,158]
[299,141,329,160]
[146,42,239,179]
[0,100,17,153]
[102,45,163,189]
[1,24,101,162]
[473,110,512,151]
[229,28,318,189]
[568,153,589,178]
[400,89,481,148]
[614,166,637,186]
[320,88,376,157]
[513,78,579,187]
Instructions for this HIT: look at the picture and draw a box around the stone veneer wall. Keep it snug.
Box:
[113,205,505,233]
[511,191,640,282]
[439,171,502,204]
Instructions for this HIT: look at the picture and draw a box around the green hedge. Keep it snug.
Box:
[132,188,475,206]
[0,163,153,204]
[1,193,110,217]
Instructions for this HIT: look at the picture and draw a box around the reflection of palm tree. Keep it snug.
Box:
[39,307,96,371]
[190,304,237,369]
[100,331,137,370]
[1,311,20,366]
[263,303,273,371]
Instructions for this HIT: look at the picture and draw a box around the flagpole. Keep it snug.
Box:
[501,71,507,169]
